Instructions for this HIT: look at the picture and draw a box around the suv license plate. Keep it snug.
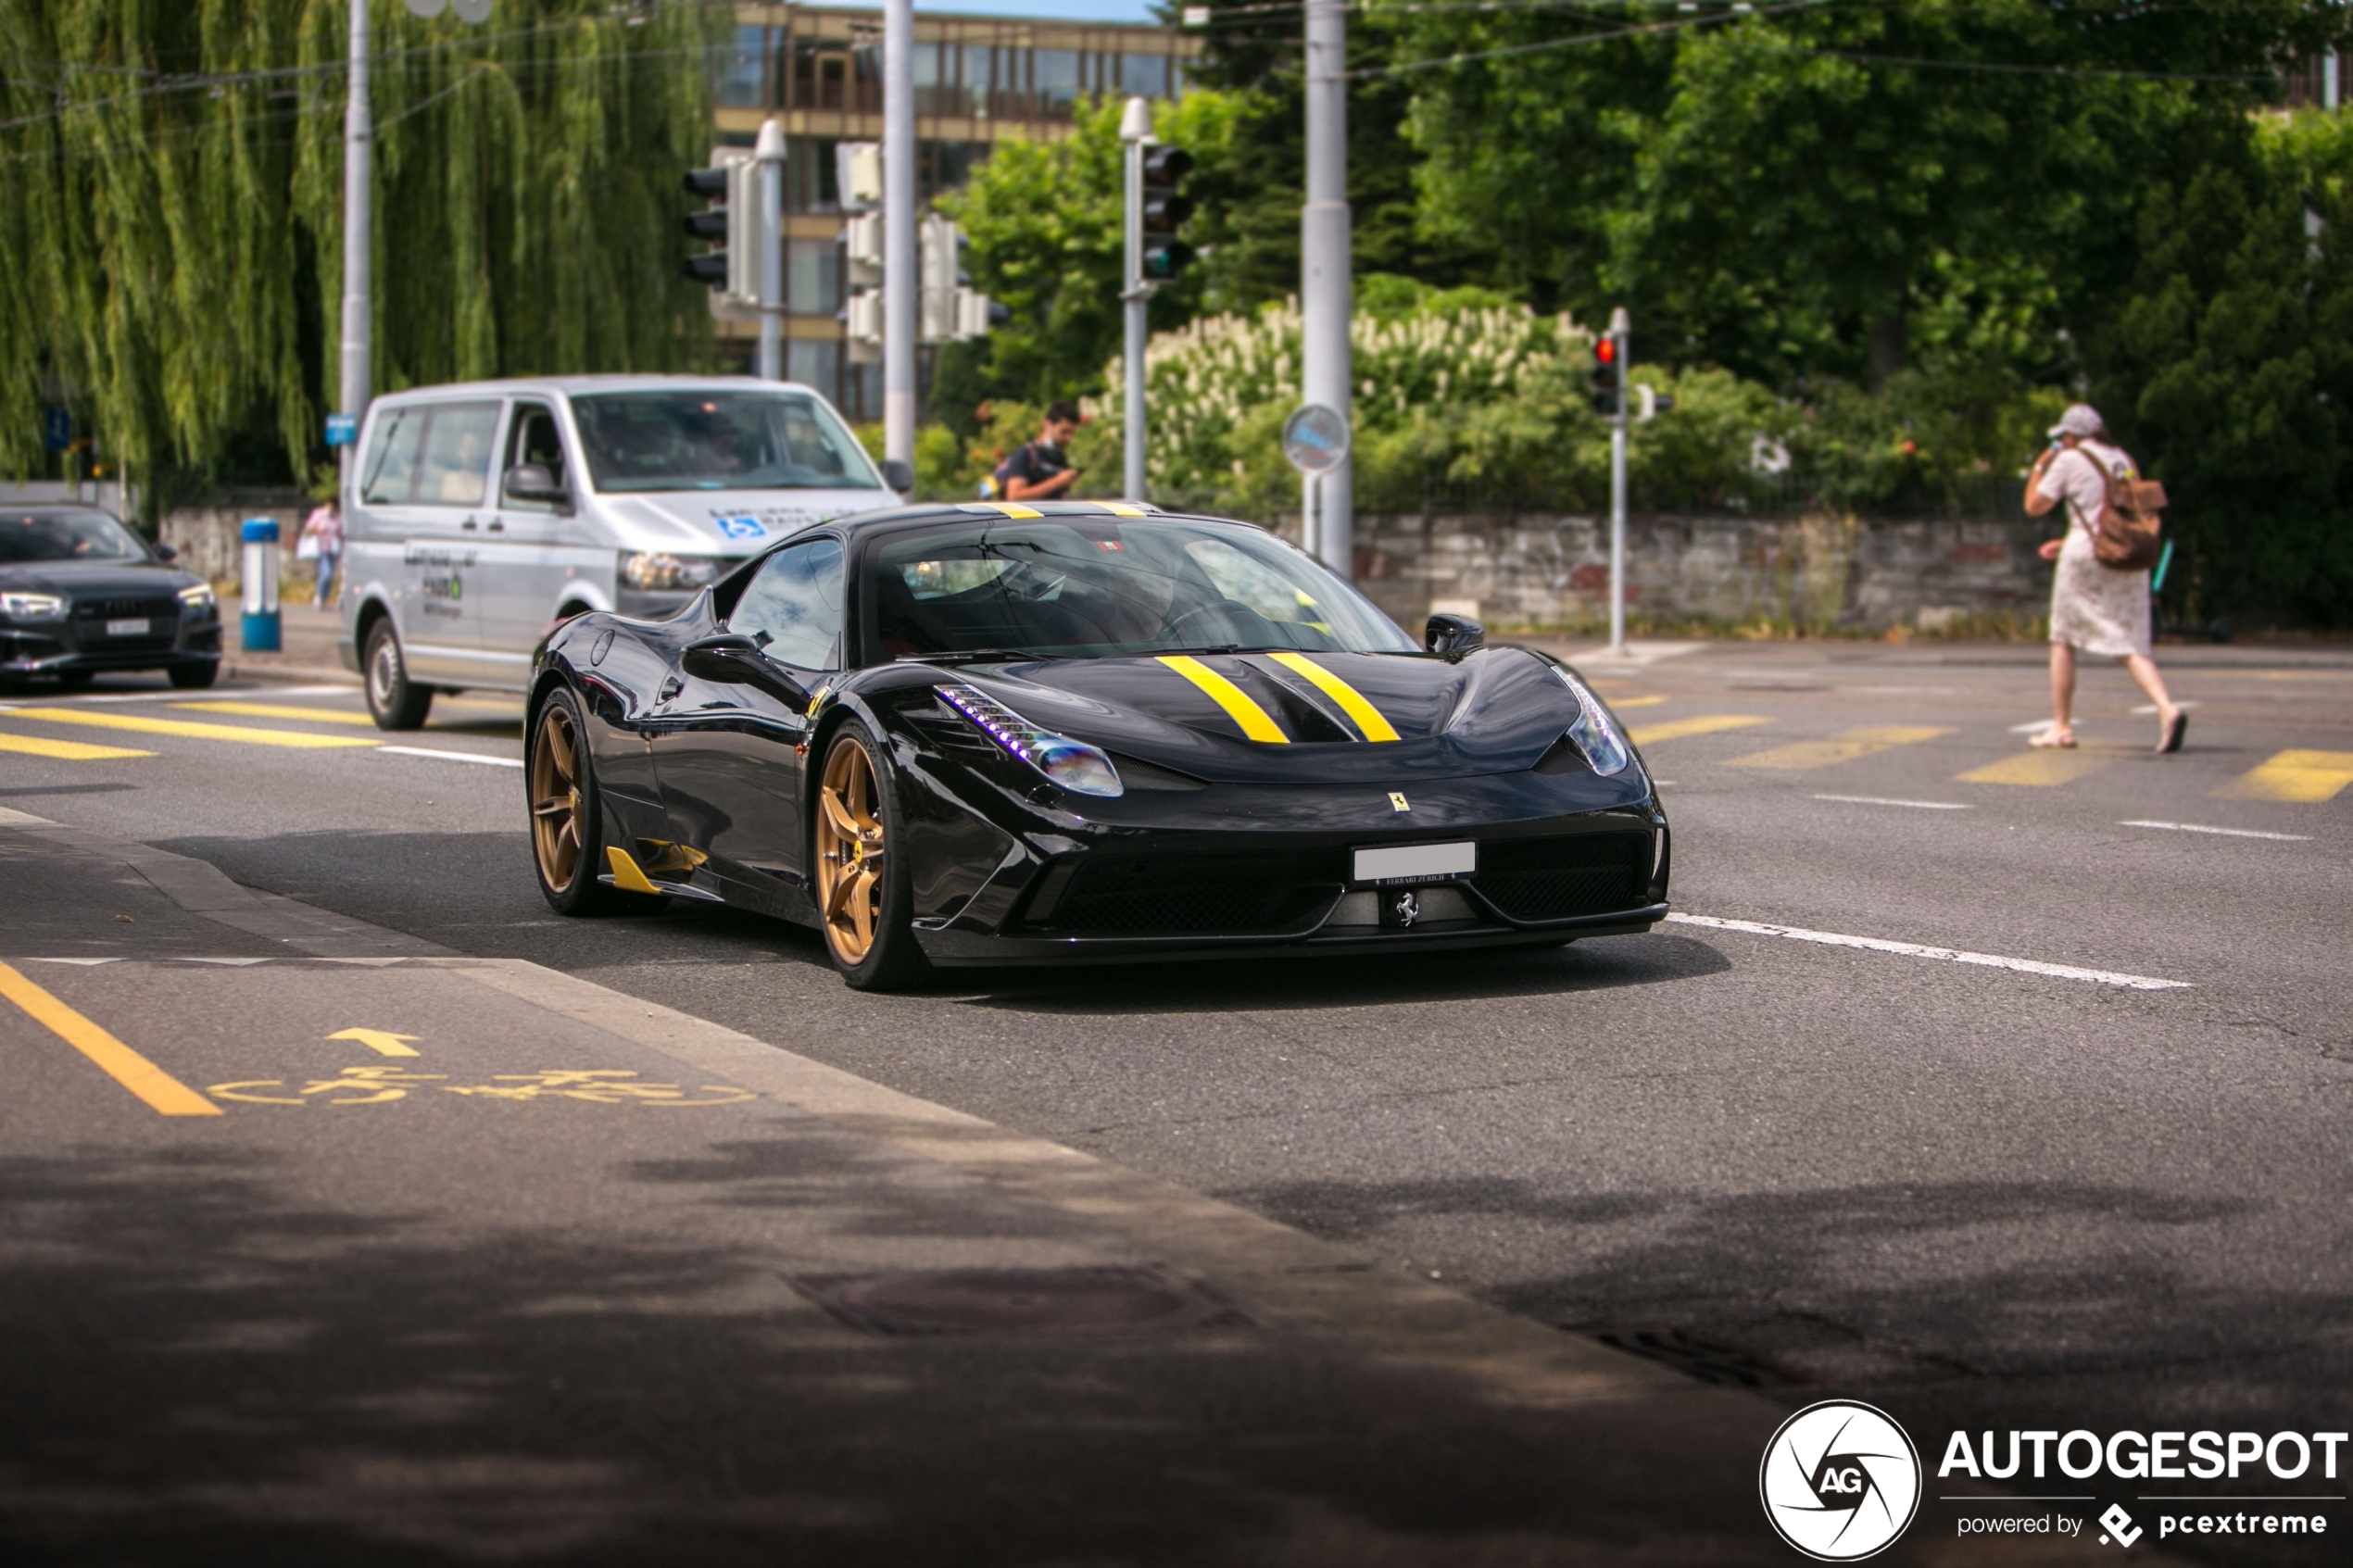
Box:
[106,617,150,637]
[1353,840,1476,886]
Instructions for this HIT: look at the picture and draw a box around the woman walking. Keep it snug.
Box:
[2023,404,2186,753]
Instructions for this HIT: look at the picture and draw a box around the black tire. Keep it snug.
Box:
[166,662,218,690]
[364,619,433,730]
[812,720,931,992]
[527,686,656,917]
[52,670,94,691]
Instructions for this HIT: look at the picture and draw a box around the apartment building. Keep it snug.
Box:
[709,5,1202,418]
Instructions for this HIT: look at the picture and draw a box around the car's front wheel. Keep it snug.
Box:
[167,662,218,690]
[364,620,433,730]
[813,720,930,991]
[528,687,652,917]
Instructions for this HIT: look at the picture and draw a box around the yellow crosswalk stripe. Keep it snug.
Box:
[1957,748,2119,786]
[1628,715,1771,746]
[0,731,154,760]
[171,701,377,727]
[2212,749,2353,803]
[1730,725,1954,771]
[2,707,380,750]
[1609,696,1667,709]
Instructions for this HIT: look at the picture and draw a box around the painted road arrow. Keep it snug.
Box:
[325,1028,422,1058]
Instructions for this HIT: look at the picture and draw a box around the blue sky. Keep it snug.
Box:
[807,2,1168,23]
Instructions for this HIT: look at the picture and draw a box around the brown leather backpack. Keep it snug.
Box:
[2090,457,2165,571]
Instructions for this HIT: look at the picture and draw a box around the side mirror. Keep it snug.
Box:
[153,542,178,562]
[878,458,913,495]
[1425,612,1484,656]
[682,633,806,704]
[504,462,571,508]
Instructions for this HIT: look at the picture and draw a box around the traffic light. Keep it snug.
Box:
[1140,144,1196,282]
[682,154,756,300]
[1635,383,1677,422]
[1591,335,1622,418]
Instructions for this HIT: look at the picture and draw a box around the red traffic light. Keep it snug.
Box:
[1594,339,1617,365]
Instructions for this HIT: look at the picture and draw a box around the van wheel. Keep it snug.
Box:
[364,620,433,730]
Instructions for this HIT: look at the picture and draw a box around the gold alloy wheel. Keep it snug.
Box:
[531,704,585,891]
[816,734,887,964]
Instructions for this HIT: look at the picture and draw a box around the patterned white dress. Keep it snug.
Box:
[2037,442,2151,659]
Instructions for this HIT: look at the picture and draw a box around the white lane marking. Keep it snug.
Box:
[21,957,121,965]
[379,746,523,769]
[2130,701,2201,715]
[2009,720,2056,734]
[2120,819,2309,842]
[0,806,60,826]
[1663,912,2191,991]
[1813,794,1972,810]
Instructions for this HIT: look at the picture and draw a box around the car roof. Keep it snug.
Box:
[821,500,1258,535]
[368,373,835,402]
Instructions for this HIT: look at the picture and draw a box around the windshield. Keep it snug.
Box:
[862,514,1416,663]
[0,509,148,565]
[571,390,883,494]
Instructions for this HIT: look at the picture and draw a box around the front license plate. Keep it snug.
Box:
[1353,840,1476,886]
[105,617,150,637]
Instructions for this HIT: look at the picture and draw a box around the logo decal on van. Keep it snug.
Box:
[714,516,766,540]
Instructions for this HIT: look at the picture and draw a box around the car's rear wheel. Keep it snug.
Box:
[364,620,433,730]
[813,721,929,991]
[529,687,649,917]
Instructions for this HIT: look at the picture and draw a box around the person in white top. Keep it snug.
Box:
[2022,403,2186,754]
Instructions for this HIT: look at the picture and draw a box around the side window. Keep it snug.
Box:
[502,403,567,504]
[360,408,424,505]
[729,538,845,671]
[412,401,501,508]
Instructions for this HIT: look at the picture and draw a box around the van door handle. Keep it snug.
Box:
[485,519,505,533]
[459,518,478,532]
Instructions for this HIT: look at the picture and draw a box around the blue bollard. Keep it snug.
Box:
[240,518,282,653]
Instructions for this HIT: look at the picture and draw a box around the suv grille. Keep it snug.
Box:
[1474,832,1652,922]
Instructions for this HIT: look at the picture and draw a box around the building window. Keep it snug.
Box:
[787,136,839,215]
[788,239,841,316]
[788,341,841,404]
[717,26,770,109]
[1034,49,1080,117]
[962,44,994,118]
[1120,52,1168,100]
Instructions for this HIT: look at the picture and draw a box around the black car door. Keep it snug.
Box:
[649,536,846,891]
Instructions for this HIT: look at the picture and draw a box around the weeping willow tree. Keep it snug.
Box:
[0,0,721,502]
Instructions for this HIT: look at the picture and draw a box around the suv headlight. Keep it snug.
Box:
[1553,667,1632,776]
[938,683,1124,798]
[620,551,724,592]
[0,592,67,621]
[177,583,217,614]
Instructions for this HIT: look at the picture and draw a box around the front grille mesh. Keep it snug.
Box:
[1474,832,1652,922]
[1041,854,1338,936]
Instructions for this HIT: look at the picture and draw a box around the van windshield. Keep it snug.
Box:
[572,391,884,494]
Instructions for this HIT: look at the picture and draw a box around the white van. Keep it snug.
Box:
[339,374,900,729]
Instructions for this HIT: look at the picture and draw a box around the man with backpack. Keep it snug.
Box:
[993,402,1083,503]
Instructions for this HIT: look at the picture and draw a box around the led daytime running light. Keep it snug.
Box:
[937,683,1124,798]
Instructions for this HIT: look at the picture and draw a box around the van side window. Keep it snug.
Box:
[503,404,568,503]
[413,402,502,507]
[360,408,424,505]
[728,538,845,672]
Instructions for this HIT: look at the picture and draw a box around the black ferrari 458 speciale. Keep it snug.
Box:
[526,501,1668,988]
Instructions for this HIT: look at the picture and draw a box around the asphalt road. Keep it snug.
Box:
[3,637,2348,1564]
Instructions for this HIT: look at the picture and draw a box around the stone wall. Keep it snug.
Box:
[157,494,310,585]
[1270,509,2053,633]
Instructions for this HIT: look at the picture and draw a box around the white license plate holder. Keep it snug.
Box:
[105,617,150,637]
[1352,840,1476,886]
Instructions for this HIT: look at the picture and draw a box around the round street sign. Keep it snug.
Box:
[401,0,448,16]
[1281,404,1351,475]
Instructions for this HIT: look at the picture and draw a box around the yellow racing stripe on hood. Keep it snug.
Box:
[1155,656,1290,744]
[1266,652,1401,742]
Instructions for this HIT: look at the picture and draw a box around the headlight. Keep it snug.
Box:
[620,551,724,591]
[0,592,66,621]
[937,683,1124,798]
[176,583,216,613]
[1553,668,1632,776]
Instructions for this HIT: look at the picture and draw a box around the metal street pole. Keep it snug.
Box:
[1608,306,1629,656]
[882,0,915,468]
[1302,0,1352,580]
[338,0,372,495]
[755,119,786,382]
[1120,97,1151,502]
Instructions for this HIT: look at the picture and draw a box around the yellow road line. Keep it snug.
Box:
[0,961,220,1116]
[2212,749,2353,803]
[1730,725,1954,771]
[1156,655,1289,744]
[1609,696,1667,709]
[172,700,377,726]
[1628,715,1771,747]
[1266,652,1400,742]
[0,731,154,760]
[1957,748,2119,786]
[4,707,379,749]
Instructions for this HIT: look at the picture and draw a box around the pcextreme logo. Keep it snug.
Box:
[1760,1400,1925,1561]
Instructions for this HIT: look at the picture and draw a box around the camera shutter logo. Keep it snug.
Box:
[1758,1400,1922,1561]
